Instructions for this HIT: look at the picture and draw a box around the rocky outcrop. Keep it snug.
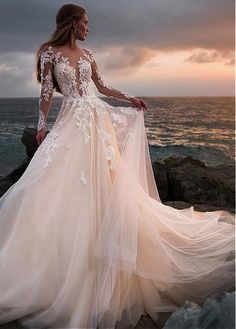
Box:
[0,127,40,197]
[0,158,30,197]
[21,126,42,157]
[163,291,235,329]
[153,156,235,213]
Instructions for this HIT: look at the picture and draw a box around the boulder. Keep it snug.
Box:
[152,159,169,201]
[0,158,30,197]
[152,156,235,211]
[163,291,235,329]
[21,127,39,157]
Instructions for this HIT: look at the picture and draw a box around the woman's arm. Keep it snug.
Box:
[84,48,147,110]
[37,46,54,132]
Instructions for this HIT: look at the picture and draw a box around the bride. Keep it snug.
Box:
[0,4,234,329]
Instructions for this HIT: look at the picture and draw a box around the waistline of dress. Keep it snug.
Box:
[63,93,98,102]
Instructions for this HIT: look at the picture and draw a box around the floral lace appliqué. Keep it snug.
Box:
[99,128,112,144]
[105,145,117,171]
[40,71,53,103]
[78,57,92,96]
[73,102,92,144]
[38,46,54,131]
[41,131,59,168]
[79,170,87,184]
[98,128,117,171]
[95,106,107,118]
[110,112,123,127]
[38,109,47,132]
[38,46,137,148]
[83,48,95,62]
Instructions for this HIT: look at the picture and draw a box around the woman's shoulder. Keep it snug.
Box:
[83,48,95,62]
[39,44,55,57]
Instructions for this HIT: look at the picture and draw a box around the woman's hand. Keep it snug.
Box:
[36,127,46,146]
[130,97,147,112]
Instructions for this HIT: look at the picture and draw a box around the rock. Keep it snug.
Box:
[163,201,235,219]
[164,155,207,169]
[152,155,235,211]
[134,312,172,329]
[21,127,39,157]
[0,322,19,329]
[0,321,20,329]
[163,291,235,329]
[152,159,169,201]
[168,160,234,208]
[164,300,201,329]
[0,158,30,197]
[0,128,48,198]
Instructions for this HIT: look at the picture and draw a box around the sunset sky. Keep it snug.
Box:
[0,0,234,97]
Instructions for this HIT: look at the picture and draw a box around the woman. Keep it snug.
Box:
[0,4,234,329]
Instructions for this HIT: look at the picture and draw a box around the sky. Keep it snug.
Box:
[0,0,234,97]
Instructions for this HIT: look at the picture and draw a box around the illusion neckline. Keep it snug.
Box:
[48,45,91,71]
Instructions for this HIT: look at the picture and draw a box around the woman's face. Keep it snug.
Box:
[75,14,89,41]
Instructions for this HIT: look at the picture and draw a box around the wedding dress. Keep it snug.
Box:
[0,45,234,329]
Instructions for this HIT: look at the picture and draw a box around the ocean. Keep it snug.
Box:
[0,96,235,176]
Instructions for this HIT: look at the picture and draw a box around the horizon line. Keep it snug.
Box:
[0,95,234,99]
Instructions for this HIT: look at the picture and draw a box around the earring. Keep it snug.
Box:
[73,25,77,36]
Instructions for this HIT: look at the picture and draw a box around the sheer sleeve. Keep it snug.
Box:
[37,46,54,132]
[84,48,135,102]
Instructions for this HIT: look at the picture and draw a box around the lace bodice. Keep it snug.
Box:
[37,45,135,131]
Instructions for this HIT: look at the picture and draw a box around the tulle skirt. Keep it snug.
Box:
[0,95,234,329]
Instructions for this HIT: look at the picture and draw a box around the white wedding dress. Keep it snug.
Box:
[0,45,234,329]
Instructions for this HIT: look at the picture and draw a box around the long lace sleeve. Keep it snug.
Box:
[37,46,54,132]
[84,49,135,102]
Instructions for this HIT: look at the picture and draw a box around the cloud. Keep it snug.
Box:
[102,47,156,72]
[0,0,234,96]
[0,52,37,97]
[0,0,234,53]
[186,49,235,65]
